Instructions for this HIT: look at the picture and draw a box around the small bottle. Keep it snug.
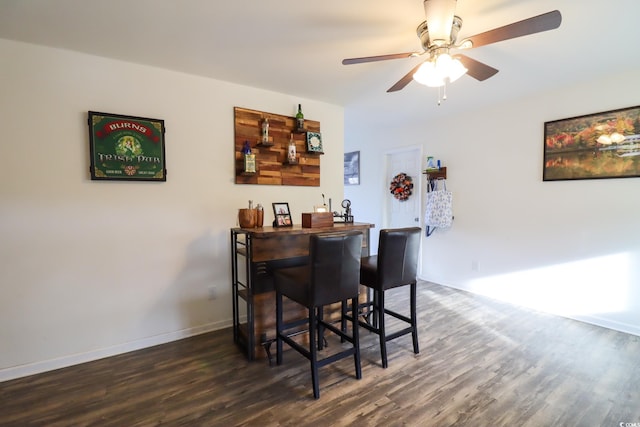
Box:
[295,104,304,131]
[288,134,297,163]
[261,118,269,143]
[243,141,256,173]
[256,204,264,227]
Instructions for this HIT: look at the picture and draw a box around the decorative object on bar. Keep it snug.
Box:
[295,104,304,132]
[341,2,561,104]
[306,132,323,153]
[88,111,166,181]
[314,193,328,213]
[256,203,264,227]
[272,202,293,227]
[302,212,333,228]
[238,200,257,228]
[389,173,413,201]
[543,105,640,181]
[333,199,354,223]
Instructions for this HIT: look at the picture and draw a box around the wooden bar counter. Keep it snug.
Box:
[230,222,374,360]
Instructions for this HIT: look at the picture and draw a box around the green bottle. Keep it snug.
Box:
[295,104,304,131]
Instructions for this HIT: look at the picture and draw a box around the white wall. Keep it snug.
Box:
[346,69,640,337]
[0,39,345,381]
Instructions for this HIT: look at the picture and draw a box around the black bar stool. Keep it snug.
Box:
[274,231,363,399]
[358,227,421,368]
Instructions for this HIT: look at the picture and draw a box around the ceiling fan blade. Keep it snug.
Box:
[342,52,416,65]
[455,54,499,81]
[387,62,424,92]
[465,10,561,49]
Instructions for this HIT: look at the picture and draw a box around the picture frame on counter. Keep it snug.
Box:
[272,202,292,227]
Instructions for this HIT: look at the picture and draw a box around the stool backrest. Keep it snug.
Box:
[310,231,363,306]
[377,227,421,289]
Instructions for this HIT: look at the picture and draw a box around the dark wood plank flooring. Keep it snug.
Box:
[1,281,639,426]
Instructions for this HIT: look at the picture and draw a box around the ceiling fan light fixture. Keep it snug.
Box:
[423,0,457,43]
[413,60,444,87]
[413,52,467,87]
[447,57,468,82]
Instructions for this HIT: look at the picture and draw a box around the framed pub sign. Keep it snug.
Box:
[88,111,166,181]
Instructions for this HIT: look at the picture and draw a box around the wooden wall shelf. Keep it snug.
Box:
[234,107,321,186]
[423,167,447,180]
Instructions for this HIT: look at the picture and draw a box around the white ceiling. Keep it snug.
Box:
[1,0,639,124]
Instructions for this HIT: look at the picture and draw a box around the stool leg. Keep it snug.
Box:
[309,306,320,399]
[317,306,325,350]
[411,282,419,355]
[378,289,388,369]
[276,290,283,365]
[340,300,347,343]
[352,296,362,380]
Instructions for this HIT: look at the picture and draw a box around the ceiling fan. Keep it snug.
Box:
[342,0,562,95]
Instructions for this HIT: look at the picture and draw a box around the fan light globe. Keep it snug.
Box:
[413,54,468,87]
[413,61,444,87]
[447,57,467,82]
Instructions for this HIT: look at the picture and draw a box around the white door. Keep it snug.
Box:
[385,147,422,229]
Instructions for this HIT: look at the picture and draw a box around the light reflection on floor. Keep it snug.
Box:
[468,253,631,317]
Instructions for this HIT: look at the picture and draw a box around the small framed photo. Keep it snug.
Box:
[272,202,292,227]
[306,132,323,153]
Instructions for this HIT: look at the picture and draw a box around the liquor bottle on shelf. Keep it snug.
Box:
[287,133,297,164]
[242,141,256,173]
[261,118,269,144]
[295,104,304,132]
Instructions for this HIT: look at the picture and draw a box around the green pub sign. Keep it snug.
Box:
[88,111,166,181]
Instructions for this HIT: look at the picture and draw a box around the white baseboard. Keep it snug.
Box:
[0,319,232,383]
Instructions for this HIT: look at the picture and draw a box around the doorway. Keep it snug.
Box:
[384,146,422,229]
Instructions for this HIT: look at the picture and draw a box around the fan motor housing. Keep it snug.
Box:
[417,15,462,50]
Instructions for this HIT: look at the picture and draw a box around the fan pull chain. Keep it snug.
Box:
[436,82,448,106]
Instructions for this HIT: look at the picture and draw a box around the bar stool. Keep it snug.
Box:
[274,231,363,399]
[358,227,421,368]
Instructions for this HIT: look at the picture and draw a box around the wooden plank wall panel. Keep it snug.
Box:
[234,107,322,186]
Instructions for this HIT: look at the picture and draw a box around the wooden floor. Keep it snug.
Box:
[1,281,639,426]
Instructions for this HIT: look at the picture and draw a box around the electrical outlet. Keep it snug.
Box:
[471,260,479,272]
[208,286,218,300]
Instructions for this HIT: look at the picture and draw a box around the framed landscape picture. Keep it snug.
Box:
[88,111,166,181]
[543,105,640,181]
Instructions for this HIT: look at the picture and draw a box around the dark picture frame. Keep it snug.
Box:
[543,105,640,181]
[88,111,167,181]
[272,202,292,227]
[344,151,360,185]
